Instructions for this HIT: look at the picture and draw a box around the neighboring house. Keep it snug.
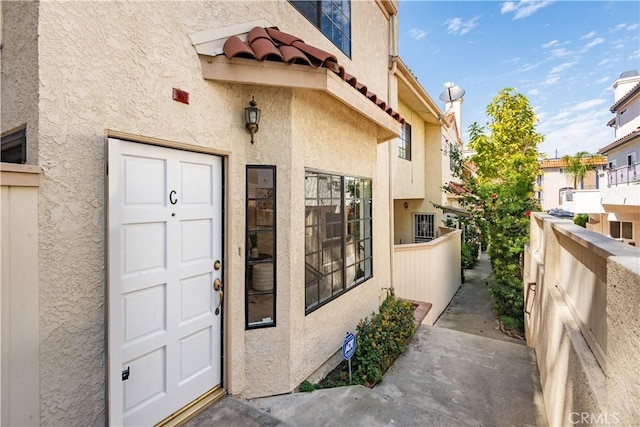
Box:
[392,59,444,244]
[537,157,606,212]
[597,70,640,245]
[390,61,462,324]
[1,1,405,425]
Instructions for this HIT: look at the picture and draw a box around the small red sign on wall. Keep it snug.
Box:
[172,88,189,105]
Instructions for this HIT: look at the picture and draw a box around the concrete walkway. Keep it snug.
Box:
[187,253,547,427]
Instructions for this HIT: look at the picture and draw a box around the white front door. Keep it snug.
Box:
[107,138,223,426]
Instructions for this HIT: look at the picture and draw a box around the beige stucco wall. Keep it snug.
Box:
[525,213,640,426]
[393,99,426,199]
[393,100,443,244]
[0,1,39,163]
[1,1,395,423]
[606,256,640,422]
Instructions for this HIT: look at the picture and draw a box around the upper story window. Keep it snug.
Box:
[398,123,411,160]
[1,127,26,164]
[289,1,352,57]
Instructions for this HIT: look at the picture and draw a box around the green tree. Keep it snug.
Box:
[561,151,601,189]
[468,88,544,331]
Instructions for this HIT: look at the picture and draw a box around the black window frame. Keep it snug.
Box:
[304,169,372,314]
[1,127,26,164]
[245,165,277,329]
[398,122,411,161]
[289,0,352,57]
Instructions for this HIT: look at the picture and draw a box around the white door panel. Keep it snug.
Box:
[108,139,223,426]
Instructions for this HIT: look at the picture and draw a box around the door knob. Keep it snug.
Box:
[213,278,223,315]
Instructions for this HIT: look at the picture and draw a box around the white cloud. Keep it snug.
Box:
[529,88,541,96]
[500,0,555,20]
[614,22,638,32]
[549,62,576,74]
[581,31,596,39]
[630,50,640,60]
[542,75,561,85]
[543,40,560,48]
[537,98,613,157]
[538,111,612,157]
[597,76,610,84]
[408,28,427,40]
[584,37,604,49]
[598,58,610,66]
[569,99,607,112]
[548,47,572,58]
[444,16,480,35]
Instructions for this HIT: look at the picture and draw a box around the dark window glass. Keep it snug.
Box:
[1,128,26,164]
[290,0,352,57]
[246,166,276,329]
[305,170,372,313]
[398,123,411,160]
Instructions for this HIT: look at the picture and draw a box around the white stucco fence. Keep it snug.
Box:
[393,230,462,325]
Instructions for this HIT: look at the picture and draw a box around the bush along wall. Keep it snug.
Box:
[299,296,416,391]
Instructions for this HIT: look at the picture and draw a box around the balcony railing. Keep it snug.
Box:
[606,162,640,185]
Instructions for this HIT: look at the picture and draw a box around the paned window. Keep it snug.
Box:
[305,170,372,313]
[1,128,26,164]
[449,143,455,171]
[289,1,351,56]
[610,221,632,239]
[246,166,276,329]
[414,213,435,243]
[398,123,411,160]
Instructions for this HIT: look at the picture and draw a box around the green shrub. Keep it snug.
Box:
[352,296,416,386]
[298,380,317,393]
[574,214,589,228]
[461,242,479,269]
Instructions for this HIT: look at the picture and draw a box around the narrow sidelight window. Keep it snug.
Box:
[398,123,411,160]
[246,166,276,329]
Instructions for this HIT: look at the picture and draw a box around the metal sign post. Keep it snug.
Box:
[342,332,357,383]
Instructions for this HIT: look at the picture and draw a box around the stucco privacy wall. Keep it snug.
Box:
[23,0,395,423]
[0,1,39,163]
[525,214,640,426]
[606,256,640,420]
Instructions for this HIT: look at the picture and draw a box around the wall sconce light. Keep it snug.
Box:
[404,201,409,209]
[245,97,261,144]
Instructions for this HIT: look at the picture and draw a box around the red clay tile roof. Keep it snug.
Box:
[222,27,404,124]
[598,127,640,154]
[540,157,607,168]
[610,81,640,112]
[448,181,468,194]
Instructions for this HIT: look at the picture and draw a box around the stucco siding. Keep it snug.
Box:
[0,1,39,163]
[26,0,394,422]
[287,89,389,393]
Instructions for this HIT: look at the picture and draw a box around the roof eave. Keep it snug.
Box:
[199,56,401,143]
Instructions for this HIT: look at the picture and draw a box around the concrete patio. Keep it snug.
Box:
[186,253,547,426]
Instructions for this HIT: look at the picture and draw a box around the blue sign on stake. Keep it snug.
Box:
[342,332,357,361]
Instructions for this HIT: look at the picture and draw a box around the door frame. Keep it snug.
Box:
[104,130,230,425]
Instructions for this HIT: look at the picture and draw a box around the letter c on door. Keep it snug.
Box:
[169,190,178,205]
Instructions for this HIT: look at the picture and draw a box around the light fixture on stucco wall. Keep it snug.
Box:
[245,97,261,144]
[404,201,409,209]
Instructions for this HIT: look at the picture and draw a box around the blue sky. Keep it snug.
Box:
[398,0,640,158]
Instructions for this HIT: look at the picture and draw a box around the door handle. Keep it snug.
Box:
[213,278,223,315]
